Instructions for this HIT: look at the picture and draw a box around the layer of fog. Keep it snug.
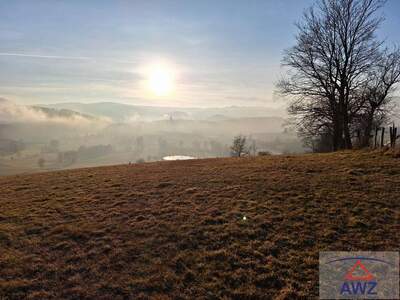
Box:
[0,98,110,127]
[0,98,303,175]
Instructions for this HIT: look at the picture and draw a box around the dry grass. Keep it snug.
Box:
[0,151,399,299]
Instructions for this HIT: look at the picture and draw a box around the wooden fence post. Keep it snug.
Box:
[390,123,398,148]
[390,124,394,148]
[374,127,379,148]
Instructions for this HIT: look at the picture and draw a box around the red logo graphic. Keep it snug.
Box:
[344,260,375,281]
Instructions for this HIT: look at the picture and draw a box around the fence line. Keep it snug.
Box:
[372,123,399,149]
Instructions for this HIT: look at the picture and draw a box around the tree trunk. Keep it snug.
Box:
[332,114,345,151]
[343,121,352,149]
[336,104,346,150]
[361,111,375,148]
[344,128,352,149]
[335,90,348,150]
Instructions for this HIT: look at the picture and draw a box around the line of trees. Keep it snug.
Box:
[278,0,400,151]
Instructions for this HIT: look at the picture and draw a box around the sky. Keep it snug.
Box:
[0,0,399,108]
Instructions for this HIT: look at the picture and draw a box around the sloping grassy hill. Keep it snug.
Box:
[0,151,399,299]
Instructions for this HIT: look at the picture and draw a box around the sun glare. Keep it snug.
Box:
[147,65,175,96]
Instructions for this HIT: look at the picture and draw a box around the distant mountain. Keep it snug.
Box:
[40,102,183,122]
[195,106,286,120]
[41,102,286,122]
[98,116,286,138]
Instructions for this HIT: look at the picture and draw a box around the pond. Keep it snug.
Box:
[163,155,196,161]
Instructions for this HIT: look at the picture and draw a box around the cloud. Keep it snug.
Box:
[0,52,91,60]
[0,52,142,65]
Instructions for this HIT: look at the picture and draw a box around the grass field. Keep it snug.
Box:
[0,150,139,176]
[0,151,399,299]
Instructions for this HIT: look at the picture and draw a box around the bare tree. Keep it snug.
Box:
[230,135,249,157]
[278,0,389,151]
[356,48,400,146]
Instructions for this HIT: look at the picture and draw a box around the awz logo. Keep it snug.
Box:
[340,260,377,296]
[319,252,399,299]
[324,256,393,297]
[340,281,377,296]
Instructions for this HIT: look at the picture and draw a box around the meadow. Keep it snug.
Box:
[0,151,399,299]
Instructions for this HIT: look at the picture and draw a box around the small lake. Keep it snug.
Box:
[163,155,196,161]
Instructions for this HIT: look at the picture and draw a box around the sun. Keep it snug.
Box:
[147,65,175,96]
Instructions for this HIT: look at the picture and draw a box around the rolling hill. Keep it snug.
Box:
[0,151,399,299]
[41,102,286,122]
[0,98,99,124]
